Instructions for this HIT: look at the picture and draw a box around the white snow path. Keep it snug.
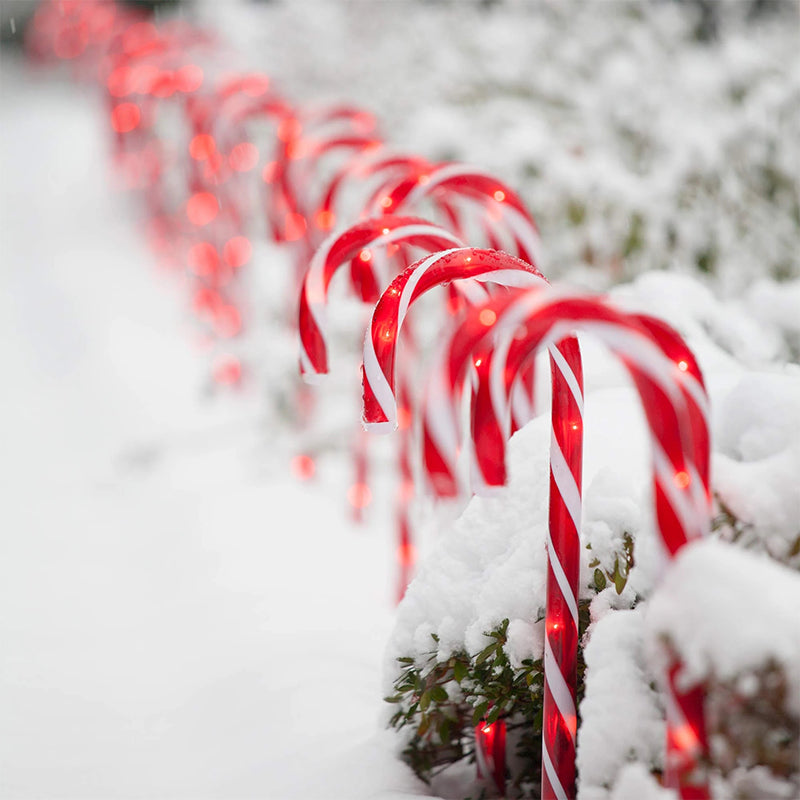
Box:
[0,61,428,799]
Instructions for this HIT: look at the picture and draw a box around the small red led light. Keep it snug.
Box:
[315,209,335,230]
[677,360,689,372]
[358,249,372,263]
[189,133,216,161]
[212,356,242,386]
[347,483,372,509]
[150,71,176,99]
[223,236,252,268]
[397,541,417,567]
[291,454,316,480]
[188,241,219,276]
[110,102,140,133]
[107,66,131,98]
[479,309,496,326]
[186,192,219,226]
[380,196,393,209]
[493,189,506,202]
[417,174,430,185]
[397,407,412,430]
[277,117,301,142]
[229,142,259,172]
[674,471,691,489]
[176,64,203,93]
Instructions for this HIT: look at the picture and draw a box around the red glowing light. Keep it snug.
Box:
[380,196,393,209]
[291,454,316,480]
[479,308,496,327]
[417,174,430,185]
[482,723,494,734]
[223,236,252,269]
[474,357,483,367]
[493,189,506,202]
[315,209,335,230]
[107,66,131,98]
[283,212,307,242]
[229,142,259,172]
[150,71,176,99]
[110,102,141,133]
[397,407,412,430]
[674,471,691,489]
[671,723,700,752]
[187,241,219,276]
[189,133,216,161]
[677,360,689,372]
[54,25,89,60]
[212,356,242,386]
[277,117,301,142]
[186,192,219,226]
[176,64,203,93]
[571,422,580,431]
[358,249,372,263]
[397,541,417,567]
[347,483,372,509]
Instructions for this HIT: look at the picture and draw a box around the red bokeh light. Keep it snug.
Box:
[187,242,219,277]
[347,483,372,509]
[189,133,216,161]
[223,236,252,268]
[110,102,141,133]
[176,64,203,93]
[291,454,316,480]
[186,192,219,226]
[229,142,259,172]
[212,356,242,386]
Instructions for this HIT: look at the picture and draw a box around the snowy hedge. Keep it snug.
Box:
[384,273,800,799]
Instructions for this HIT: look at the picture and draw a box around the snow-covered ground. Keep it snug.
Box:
[0,60,426,799]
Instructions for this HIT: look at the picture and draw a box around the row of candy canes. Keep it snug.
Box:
[27,2,713,798]
[359,250,712,797]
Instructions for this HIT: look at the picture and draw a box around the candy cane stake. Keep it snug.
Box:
[466,288,710,799]
[298,216,464,381]
[362,248,549,434]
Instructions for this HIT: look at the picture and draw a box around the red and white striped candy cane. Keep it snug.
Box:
[368,162,542,268]
[468,288,710,799]
[361,248,547,434]
[298,216,464,381]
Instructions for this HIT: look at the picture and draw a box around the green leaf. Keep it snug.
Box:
[418,715,430,737]
[396,656,415,665]
[613,560,627,594]
[593,568,607,592]
[486,705,502,724]
[472,700,489,727]
[438,717,451,743]
[431,685,449,703]
[419,690,431,711]
[384,694,404,704]
[453,660,468,683]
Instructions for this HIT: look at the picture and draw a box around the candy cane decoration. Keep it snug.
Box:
[369,162,542,268]
[298,216,464,380]
[461,288,710,799]
[361,248,548,432]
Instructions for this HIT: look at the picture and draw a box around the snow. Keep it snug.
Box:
[646,539,800,712]
[0,61,425,800]
[4,1,800,798]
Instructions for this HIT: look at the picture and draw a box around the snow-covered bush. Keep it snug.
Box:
[384,274,800,798]
[205,0,800,293]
